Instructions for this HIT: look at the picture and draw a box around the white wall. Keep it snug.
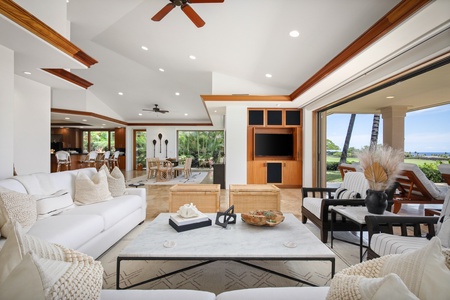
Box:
[0,45,15,179]
[224,106,247,186]
[14,76,51,174]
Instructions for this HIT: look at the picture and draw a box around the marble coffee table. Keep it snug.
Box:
[116,213,335,289]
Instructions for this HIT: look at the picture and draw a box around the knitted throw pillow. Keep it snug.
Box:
[326,273,419,300]
[0,187,37,237]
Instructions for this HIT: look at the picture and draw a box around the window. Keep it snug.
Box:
[177,131,225,168]
[82,130,114,152]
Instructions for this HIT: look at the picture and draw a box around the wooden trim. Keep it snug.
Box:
[51,108,127,126]
[201,95,291,102]
[127,122,213,126]
[290,0,432,100]
[42,69,93,89]
[0,0,97,67]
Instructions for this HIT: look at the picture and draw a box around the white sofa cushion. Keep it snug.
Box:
[216,286,329,300]
[398,163,448,199]
[27,214,104,250]
[340,172,369,197]
[0,187,37,237]
[63,195,143,230]
[74,169,113,205]
[101,289,216,300]
[370,233,429,256]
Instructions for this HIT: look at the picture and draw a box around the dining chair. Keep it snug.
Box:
[55,150,71,172]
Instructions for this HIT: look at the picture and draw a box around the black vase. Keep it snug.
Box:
[365,189,388,214]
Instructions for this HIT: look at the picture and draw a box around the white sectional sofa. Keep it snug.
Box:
[0,168,146,259]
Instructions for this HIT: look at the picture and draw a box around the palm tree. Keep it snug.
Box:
[369,114,380,151]
[339,114,356,164]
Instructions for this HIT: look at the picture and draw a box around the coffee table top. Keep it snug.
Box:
[119,213,335,260]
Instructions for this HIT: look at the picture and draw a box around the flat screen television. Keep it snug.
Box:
[255,133,293,157]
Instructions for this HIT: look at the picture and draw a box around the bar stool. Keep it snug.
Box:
[55,150,71,172]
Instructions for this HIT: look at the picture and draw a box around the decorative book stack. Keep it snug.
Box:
[169,211,212,232]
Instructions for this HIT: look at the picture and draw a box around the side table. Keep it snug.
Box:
[331,206,396,262]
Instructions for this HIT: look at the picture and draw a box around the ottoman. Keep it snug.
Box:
[169,184,220,213]
[229,184,281,212]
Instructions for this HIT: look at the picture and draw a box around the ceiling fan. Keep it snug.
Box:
[143,104,169,114]
[151,0,224,28]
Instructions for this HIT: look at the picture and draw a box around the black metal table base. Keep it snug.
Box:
[116,257,335,290]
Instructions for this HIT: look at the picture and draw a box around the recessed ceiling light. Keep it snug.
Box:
[82,119,87,122]
[289,30,300,38]
[159,68,165,72]
[102,124,106,126]
[23,71,31,75]
[175,92,180,96]
[138,113,143,116]
[65,117,70,120]
[189,55,196,60]
[141,46,148,51]
[386,96,395,99]
[184,113,188,116]
[118,92,123,96]
[265,73,272,78]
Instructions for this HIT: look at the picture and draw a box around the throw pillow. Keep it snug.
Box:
[326,273,419,300]
[35,190,74,220]
[379,237,450,300]
[437,218,450,248]
[335,187,361,199]
[74,169,113,205]
[99,165,126,197]
[0,252,103,300]
[0,187,37,238]
[0,222,65,284]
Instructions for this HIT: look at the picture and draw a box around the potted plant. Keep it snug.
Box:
[358,145,403,214]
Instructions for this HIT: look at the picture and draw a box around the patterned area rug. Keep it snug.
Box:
[126,171,209,186]
[99,222,337,294]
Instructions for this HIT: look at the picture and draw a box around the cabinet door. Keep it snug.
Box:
[247,161,266,184]
[283,161,302,186]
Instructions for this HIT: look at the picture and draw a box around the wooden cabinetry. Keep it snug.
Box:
[247,108,302,188]
[115,128,126,149]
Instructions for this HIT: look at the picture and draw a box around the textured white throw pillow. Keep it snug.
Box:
[0,222,65,284]
[99,165,126,197]
[74,169,113,205]
[0,187,37,237]
[327,273,419,300]
[380,237,450,300]
[36,190,74,219]
[437,218,450,248]
[0,252,103,300]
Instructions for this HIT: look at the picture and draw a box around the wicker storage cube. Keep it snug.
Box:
[169,184,220,213]
[229,184,281,213]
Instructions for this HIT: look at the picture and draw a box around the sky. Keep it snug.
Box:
[327,103,450,153]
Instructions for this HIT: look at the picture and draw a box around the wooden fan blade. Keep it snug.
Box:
[181,4,205,27]
[151,3,175,21]
[189,0,224,3]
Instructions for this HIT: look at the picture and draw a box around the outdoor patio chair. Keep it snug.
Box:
[438,164,450,185]
[301,171,396,243]
[337,162,363,179]
[393,162,448,213]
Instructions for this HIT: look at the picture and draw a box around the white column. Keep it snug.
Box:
[381,106,408,152]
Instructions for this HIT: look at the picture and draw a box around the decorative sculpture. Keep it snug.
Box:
[158,133,163,153]
[152,139,157,157]
[165,139,168,158]
[215,205,236,228]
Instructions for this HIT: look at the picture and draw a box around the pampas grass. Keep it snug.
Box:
[358,145,404,190]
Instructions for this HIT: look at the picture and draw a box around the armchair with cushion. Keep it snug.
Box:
[366,189,450,259]
[301,172,396,243]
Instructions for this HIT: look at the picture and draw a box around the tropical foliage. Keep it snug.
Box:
[135,130,147,168]
[178,131,225,168]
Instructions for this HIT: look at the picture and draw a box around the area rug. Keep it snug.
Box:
[99,222,340,294]
[126,171,209,186]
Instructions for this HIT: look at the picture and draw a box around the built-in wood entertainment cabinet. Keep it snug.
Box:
[247,108,302,188]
